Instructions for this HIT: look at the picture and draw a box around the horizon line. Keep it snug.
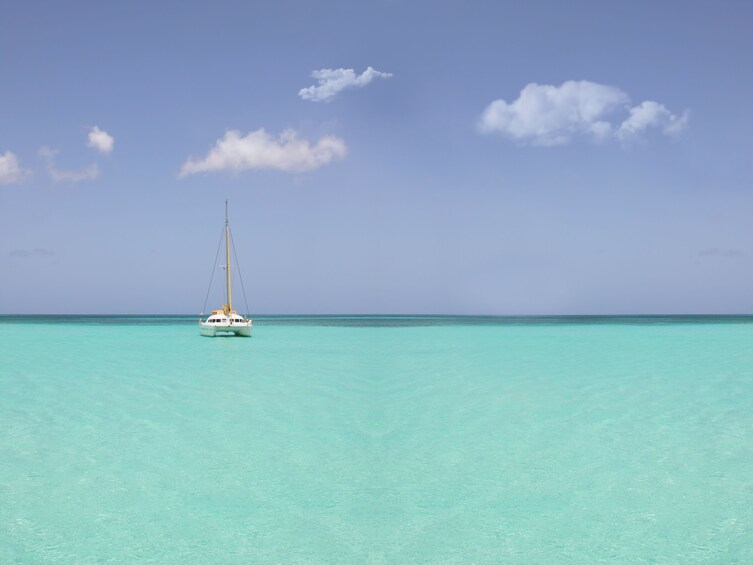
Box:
[2,313,752,318]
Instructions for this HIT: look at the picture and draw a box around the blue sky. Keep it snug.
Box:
[1,0,751,314]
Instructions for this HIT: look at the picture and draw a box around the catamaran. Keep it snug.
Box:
[199,201,252,337]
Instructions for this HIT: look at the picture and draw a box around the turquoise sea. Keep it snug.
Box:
[1,316,752,563]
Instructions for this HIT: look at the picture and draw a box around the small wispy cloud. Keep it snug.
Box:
[179,128,347,177]
[10,248,55,258]
[697,248,745,258]
[478,80,688,146]
[299,66,393,102]
[39,146,99,183]
[87,126,114,154]
[0,151,31,184]
[617,101,689,141]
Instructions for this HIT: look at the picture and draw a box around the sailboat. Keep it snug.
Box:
[199,201,253,337]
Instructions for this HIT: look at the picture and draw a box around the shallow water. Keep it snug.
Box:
[1,316,752,562]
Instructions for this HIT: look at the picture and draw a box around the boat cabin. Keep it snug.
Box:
[205,309,246,324]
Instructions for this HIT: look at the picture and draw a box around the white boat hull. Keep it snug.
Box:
[200,322,252,337]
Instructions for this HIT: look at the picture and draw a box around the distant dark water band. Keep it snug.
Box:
[1,315,752,327]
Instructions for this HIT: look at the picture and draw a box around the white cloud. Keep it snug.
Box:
[616,101,689,141]
[299,66,393,102]
[479,80,688,145]
[48,164,99,183]
[179,129,347,177]
[39,146,99,183]
[87,126,114,154]
[479,81,629,145]
[0,151,30,184]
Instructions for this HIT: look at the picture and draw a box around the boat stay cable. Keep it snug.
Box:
[229,227,251,318]
[201,227,226,316]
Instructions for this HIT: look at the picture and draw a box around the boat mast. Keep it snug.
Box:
[225,200,232,314]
